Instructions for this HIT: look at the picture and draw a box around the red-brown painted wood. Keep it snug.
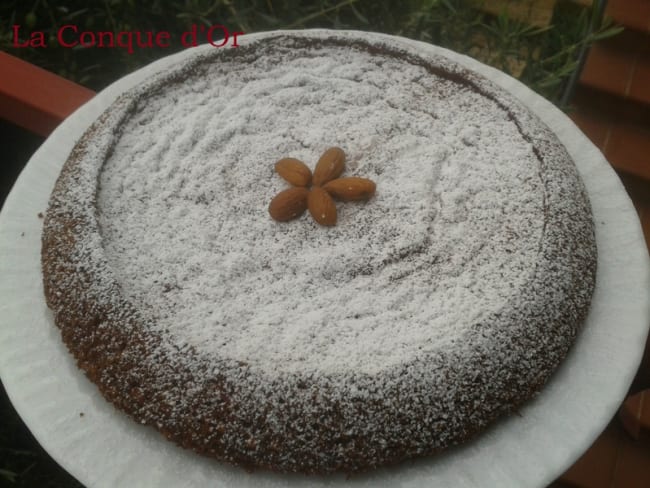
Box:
[0,51,95,136]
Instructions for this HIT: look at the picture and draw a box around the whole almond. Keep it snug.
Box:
[274,158,312,187]
[323,177,376,201]
[308,186,337,226]
[268,187,309,222]
[313,147,345,186]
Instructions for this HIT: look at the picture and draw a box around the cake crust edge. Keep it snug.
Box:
[41,31,597,474]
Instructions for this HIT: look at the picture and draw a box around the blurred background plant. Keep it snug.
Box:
[1,0,621,106]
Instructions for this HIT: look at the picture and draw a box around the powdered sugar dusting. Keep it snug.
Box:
[96,43,543,376]
[42,31,596,473]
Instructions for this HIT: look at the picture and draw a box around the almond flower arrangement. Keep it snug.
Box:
[268,147,376,226]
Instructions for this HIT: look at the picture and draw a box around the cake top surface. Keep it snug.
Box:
[90,37,544,377]
[42,30,596,473]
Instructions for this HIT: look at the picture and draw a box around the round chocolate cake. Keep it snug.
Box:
[41,30,597,474]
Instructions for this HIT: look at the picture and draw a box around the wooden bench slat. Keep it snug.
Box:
[0,51,95,137]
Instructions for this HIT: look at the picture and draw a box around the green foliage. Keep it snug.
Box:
[1,0,621,104]
[399,0,622,103]
[515,1,622,101]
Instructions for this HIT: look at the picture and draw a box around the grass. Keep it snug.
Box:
[0,1,622,486]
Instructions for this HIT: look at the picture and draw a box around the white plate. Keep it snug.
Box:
[1,30,649,488]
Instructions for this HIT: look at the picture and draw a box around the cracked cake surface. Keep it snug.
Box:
[41,30,597,473]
